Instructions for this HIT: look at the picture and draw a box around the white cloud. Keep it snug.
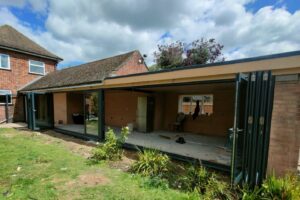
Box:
[0,0,300,67]
[0,0,25,8]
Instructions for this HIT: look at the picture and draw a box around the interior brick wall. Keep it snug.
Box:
[0,48,57,122]
[53,92,67,125]
[161,88,235,137]
[105,83,235,137]
[267,77,300,176]
[105,90,148,127]
[67,93,84,124]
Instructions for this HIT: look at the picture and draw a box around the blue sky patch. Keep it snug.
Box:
[246,0,300,13]
[10,6,47,31]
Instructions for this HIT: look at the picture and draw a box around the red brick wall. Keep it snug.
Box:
[115,51,148,76]
[267,78,300,176]
[105,82,235,137]
[0,49,57,122]
[161,88,235,137]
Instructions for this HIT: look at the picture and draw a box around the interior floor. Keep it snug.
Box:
[54,124,231,166]
[55,124,84,134]
[114,128,231,166]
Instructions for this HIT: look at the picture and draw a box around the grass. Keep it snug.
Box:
[0,128,196,200]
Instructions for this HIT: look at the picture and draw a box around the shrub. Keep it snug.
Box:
[240,185,262,200]
[176,165,232,199]
[90,127,129,162]
[241,174,300,200]
[130,149,170,177]
[203,174,232,200]
[176,165,210,192]
[261,174,300,200]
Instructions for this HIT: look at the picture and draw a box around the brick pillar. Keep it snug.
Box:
[267,75,300,176]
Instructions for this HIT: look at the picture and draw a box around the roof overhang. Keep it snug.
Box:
[20,51,300,93]
[102,53,300,88]
[0,45,63,62]
[20,82,103,93]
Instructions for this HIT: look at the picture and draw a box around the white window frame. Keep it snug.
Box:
[178,94,213,115]
[28,60,45,75]
[0,54,11,70]
[0,90,12,104]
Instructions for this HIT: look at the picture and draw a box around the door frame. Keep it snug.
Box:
[26,92,54,130]
[231,71,275,186]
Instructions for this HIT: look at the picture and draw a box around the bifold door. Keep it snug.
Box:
[231,71,275,186]
[26,93,54,130]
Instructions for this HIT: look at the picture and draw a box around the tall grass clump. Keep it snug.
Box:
[176,165,233,199]
[241,174,300,200]
[131,149,170,177]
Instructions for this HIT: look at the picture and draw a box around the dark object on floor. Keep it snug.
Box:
[176,137,186,144]
[72,113,84,124]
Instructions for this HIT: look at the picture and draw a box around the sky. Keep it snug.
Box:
[0,0,299,69]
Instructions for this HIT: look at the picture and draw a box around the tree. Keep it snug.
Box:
[153,38,224,70]
[153,41,184,69]
[184,38,224,66]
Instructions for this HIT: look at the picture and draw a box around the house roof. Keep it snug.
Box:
[21,50,138,91]
[0,24,62,61]
[106,50,300,80]
[21,50,300,93]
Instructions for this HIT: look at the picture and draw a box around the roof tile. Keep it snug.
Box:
[0,24,62,60]
[22,50,138,90]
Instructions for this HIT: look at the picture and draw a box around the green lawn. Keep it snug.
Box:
[0,128,196,200]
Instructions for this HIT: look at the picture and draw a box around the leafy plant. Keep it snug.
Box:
[130,149,170,177]
[176,165,232,199]
[176,165,210,193]
[89,127,129,162]
[240,185,262,200]
[202,174,232,200]
[240,174,300,200]
[261,174,300,200]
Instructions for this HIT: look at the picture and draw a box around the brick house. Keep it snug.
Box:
[0,25,62,123]
[1,24,298,188]
[0,25,148,124]
[21,49,300,186]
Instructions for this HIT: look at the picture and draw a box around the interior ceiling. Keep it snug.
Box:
[132,82,235,93]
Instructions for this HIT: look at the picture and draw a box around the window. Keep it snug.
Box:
[178,94,213,115]
[0,54,10,69]
[29,60,45,75]
[0,90,12,104]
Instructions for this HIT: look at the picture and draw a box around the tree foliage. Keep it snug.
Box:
[153,41,184,69]
[153,38,224,70]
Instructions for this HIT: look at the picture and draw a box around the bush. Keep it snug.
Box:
[130,149,170,177]
[240,185,262,200]
[203,174,232,200]
[176,165,210,192]
[261,174,300,200]
[176,165,232,199]
[241,174,300,200]
[89,127,129,162]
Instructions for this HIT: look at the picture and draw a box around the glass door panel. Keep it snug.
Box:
[85,92,99,135]
[34,93,53,129]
